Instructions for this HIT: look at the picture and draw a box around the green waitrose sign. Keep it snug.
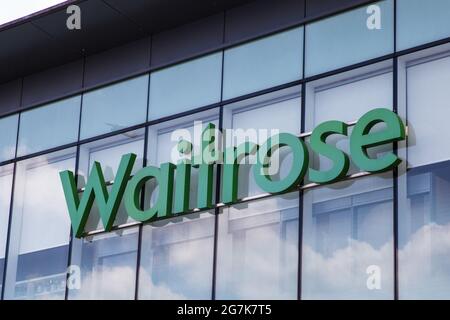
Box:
[60,108,406,238]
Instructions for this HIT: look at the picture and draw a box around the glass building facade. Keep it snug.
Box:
[0,0,450,300]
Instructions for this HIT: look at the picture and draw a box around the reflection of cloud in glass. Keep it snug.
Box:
[219,226,298,300]
[139,269,189,300]
[15,155,72,254]
[399,223,450,299]
[1,146,15,160]
[139,214,214,300]
[71,266,137,300]
[302,221,450,300]
[217,196,299,300]
[302,240,393,299]
[71,265,189,300]
[3,153,74,300]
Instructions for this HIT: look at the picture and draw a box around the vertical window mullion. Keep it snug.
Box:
[212,14,227,300]
[1,77,23,300]
[64,55,85,301]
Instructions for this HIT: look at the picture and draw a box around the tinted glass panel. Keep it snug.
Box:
[405,53,450,167]
[17,96,80,156]
[302,174,394,299]
[138,212,215,299]
[223,27,303,100]
[305,0,394,76]
[397,0,450,51]
[80,75,148,140]
[398,163,450,299]
[148,53,222,120]
[4,148,76,300]
[0,115,18,162]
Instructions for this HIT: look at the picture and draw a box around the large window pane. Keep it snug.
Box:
[0,164,14,294]
[305,61,393,178]
[78,129,145,232]
[138,211,215,299]
[302,174,394,299]
[139,111,219,299]
[0,115,18,162]
[148,53,222,120]
[80,75,148,140]
[216,193,299,299]
[68,228,139,300]
[403,50,450,167]
[397,0,450,51]
[398,163,450,299]
[398,46,450,299]
[17,96,80,156]
[223,27,303,100]
[305,0,394,77]
[4,148,76,300]
[222,87,301,200]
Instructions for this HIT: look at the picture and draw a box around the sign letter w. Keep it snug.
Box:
[59,153,137,238]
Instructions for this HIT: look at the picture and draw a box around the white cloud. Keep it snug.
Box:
[302,240,394,300]
[302,222,450,300]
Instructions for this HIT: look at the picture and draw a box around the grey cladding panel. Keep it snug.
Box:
[0,80,22,116]
[84,37,151,88]
[22,60,84,107]
[151,13,224,68]
[225,0,305,44]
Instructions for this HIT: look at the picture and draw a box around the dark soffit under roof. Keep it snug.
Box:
[0,0,252,84]
[0,0,375,85]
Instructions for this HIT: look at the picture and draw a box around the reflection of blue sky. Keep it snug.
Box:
[80,76,148,140]
[303,240,394,300]
[302,220,450,300]
[0,115,18,162]
[399,223,450,299]
[17,97,80,157]
[398,165,450,299]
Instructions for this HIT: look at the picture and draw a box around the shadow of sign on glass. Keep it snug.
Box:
[59,108,406,237]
